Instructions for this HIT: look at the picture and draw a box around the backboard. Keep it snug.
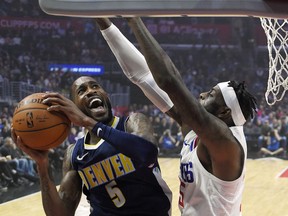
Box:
[39,0,288,19]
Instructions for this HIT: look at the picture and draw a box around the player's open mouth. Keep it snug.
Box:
[89,98,105,112]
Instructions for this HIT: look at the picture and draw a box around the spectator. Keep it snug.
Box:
[257,120,272,151]
[279,116,288,139]
[259,129,285,157]
[158,125,183,156]
[0,137,38,183]
[276,117,287,157]
[149,115,162,143]
[159,128,178,154]
[158,117,170,136]
[168,118,179,137]
[1,125,11,139]
[0,153,19,188]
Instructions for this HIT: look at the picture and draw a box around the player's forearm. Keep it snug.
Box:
[100,21,173,113]
[37,162,70,216]
[126,18,169,83]
[95,18,111,30]
[127,17,183,93]
[100,22,149,82]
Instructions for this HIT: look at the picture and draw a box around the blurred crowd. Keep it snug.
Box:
[0,0,288,202]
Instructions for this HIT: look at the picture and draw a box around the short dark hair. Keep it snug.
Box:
[228,81,257,121]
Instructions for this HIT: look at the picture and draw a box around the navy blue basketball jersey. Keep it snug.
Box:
[71,116,172,216]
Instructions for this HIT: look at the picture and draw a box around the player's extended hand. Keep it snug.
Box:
[42,92,96,128]
[11,127,49,165]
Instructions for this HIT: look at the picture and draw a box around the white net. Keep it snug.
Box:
[260,17,288,105]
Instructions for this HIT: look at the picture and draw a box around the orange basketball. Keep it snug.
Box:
[12,93,71,150]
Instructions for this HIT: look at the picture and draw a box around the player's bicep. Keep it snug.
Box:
[58,144,83,214]
[58,170,82,214]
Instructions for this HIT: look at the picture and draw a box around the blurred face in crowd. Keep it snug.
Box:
[4,137,16,148]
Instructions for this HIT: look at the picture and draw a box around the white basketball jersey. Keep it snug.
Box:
[179,126,247,216]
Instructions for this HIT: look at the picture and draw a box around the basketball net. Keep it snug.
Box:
[260,17,288,106]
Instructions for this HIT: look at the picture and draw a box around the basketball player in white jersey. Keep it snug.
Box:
[95,17,257,215]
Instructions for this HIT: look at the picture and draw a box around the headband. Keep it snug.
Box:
[217,81,246,126]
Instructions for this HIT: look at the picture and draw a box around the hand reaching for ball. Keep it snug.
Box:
[12,93,70,150]
[42,92,96,130]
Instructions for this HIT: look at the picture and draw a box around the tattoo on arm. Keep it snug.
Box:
[126,113,157,145]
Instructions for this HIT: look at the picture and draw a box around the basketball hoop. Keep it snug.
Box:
[259,17,288,105]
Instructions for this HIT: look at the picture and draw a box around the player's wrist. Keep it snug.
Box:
[95,18,112,30]
[100,23,117,35]
[83,116,97,130]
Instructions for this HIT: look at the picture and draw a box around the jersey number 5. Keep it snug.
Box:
[105,180,126,208]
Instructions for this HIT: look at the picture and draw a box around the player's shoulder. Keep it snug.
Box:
[64,143,77,161]
[127,112,149,122]
[69,137,86,158]
[67,143,76,153]
[62,143,76,172]
[125,112,152,130]
[125,112,155,142]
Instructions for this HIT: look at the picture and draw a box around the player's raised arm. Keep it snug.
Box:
[126,17,258,178]
[125,17,225,139]
[95,18,174,114]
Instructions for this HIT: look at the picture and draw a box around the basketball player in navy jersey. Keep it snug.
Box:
[11,76,172,216]
[95,17,257,215]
